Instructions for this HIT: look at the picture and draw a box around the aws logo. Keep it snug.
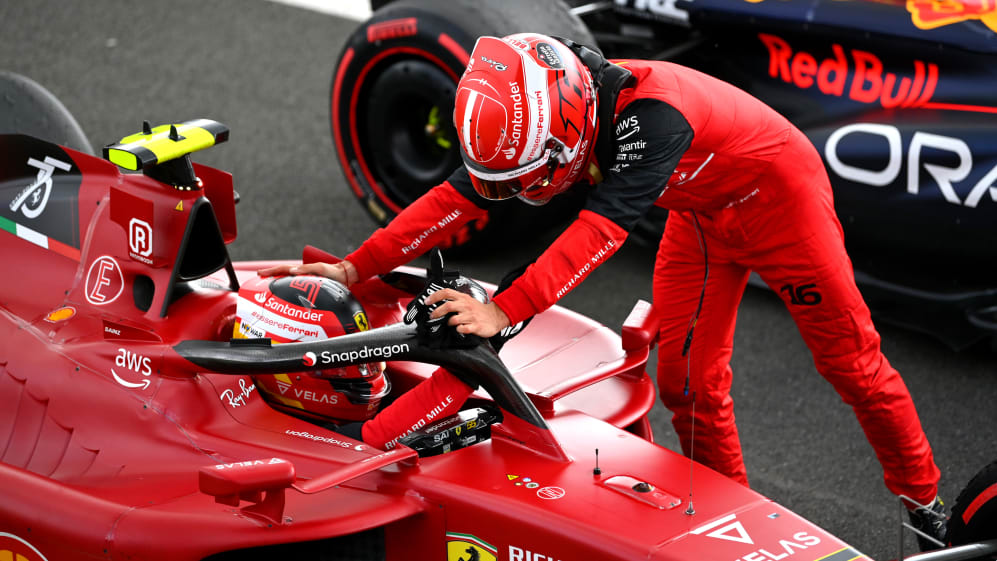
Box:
[112,347,154,390]
[0,533,49,561]
[446,532,496,561]
[907,0,997,33]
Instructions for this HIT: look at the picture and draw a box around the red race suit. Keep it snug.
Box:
[347,58,940,504]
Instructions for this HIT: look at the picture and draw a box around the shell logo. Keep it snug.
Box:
[0,533,49,561]
[907,0,997,33]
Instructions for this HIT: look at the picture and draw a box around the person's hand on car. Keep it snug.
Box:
[425,288,510,337]
[257,260,359,286]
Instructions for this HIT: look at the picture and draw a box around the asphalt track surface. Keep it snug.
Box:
[2,2,995,559]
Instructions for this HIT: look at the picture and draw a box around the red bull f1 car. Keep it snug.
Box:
[1,77,997,560]
[329,0,997,351]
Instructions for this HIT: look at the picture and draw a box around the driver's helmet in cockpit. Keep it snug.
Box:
[233,275,390,423]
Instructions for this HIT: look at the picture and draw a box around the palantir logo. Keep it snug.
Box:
[129,217,153,257]
[10,156,71,219]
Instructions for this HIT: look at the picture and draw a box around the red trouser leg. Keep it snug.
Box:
[654,218,751,485]
[655,133,939,503]
[362,368,473,450]
[745,144,939,504]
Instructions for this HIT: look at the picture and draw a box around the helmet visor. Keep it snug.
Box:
[460,144,555,201]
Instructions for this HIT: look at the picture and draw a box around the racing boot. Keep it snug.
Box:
[907,496,948,551]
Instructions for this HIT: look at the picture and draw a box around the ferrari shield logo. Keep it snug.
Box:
[354,311,370,331]
[446,532,496,561]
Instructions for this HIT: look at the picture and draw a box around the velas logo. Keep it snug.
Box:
[212,458,287,470]
[690,513,753,544]
[446,532,497,561]
[303,351,317,366]
[0,532,50,561]
[908,0,997,33]
[758,32,938,110]
[276,379,292,394]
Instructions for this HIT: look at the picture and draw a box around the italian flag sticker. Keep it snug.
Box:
[446,532,497,561]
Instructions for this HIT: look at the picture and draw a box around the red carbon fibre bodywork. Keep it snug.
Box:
[0,134,868,561]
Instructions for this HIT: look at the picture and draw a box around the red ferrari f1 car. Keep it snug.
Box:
[1,81,996,560]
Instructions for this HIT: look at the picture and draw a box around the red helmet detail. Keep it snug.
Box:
[234,275,390,423]
[454,33,598,204]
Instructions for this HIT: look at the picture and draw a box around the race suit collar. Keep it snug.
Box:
[591,61,634,177]
[552,36,635,183]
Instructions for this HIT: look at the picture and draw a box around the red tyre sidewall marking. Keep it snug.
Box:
[437,32,470,66]
[962,481,997,525]
[348,46,462,214]
[332,47,363,198]
[331,32,468,202]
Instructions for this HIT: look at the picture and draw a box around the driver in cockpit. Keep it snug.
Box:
[233,274,477,449]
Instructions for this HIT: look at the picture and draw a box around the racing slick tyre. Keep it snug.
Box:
[330,0,596,251]
[0,71,93,155]
[947,459,997,549]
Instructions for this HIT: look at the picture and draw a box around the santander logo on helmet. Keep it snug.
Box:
[454,33,598,205]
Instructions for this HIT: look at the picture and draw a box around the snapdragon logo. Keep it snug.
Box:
[303,351,317,366]
[320,343,410,364]
[285,429,364,450]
